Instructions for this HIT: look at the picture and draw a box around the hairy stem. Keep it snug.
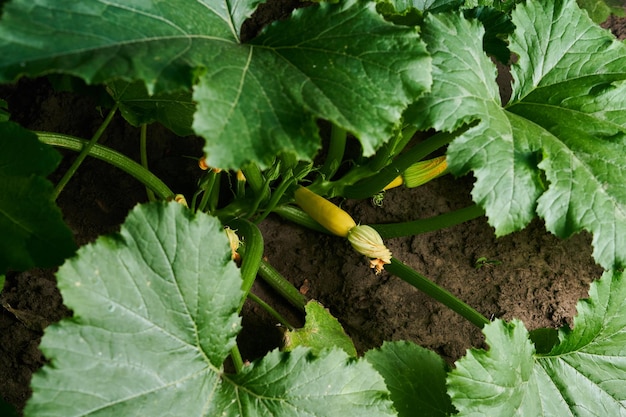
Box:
[228,219,264,313]
[52,104,118,199]
[230,346,244,373]
[371,205,485,238]
[258,260,306,312]
[254,173,296,224]
[38,132,175,200]
[320,124,347,180]
[247,293,295,330]
[241,162,267,199]
[368,124,418,173]
[139,124,156,202]
[385,258,490,329]
[195,171,218,213]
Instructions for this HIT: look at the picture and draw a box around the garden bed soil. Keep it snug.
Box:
[1,6,625,415]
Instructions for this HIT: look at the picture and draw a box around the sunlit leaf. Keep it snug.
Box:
[413,0,626,269]
[449,270,626,415]
[283,300,357,357]
[26,202,395,416]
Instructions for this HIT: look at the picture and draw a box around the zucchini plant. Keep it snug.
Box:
[1,0,626,415]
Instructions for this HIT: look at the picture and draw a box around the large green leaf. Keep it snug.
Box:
[26,202,395,416]
[414,0,626,269]
[194,0,431,168]
[365,341,454,417]
[0,0,240,93]
[448,269,626,415]
[0,0,430,169]
[0,121,76,272]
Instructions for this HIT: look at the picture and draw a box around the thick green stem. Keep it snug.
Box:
[385,257,490,329]
[247,293,295,330]
[228,219,264,313]
[139,124,156,202]
[195,171,218,213]
[254,173,295,224]
[320,124,347,180]
[246,174,273,218]
[226,220,264,373]
[52,104,118,199]
[368,125,418,173]
[241,163,267,199]
[372,205,485,238]
[38,132,175,200]
[209,176,221,213]
[230,345,244,373]
[258,260,306,312]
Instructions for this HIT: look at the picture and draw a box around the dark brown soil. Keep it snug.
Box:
[1,6,623,416]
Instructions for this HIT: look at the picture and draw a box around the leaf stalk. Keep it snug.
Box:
[385,258,490,329]
[52,104,118,199]
[37,131,175,200]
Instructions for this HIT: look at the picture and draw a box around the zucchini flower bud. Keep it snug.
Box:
[383,156,447,190]
[347,225,392,274]
[174,194,188,207]
[198,156,209,171]
[224,226,241,262]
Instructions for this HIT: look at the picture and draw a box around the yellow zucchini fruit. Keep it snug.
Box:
[294,186,392,273]
[294,186,356,237]
[383,175,404,191]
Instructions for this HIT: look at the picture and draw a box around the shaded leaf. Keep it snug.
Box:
[0,0,430,169]
[400,0,463,13]
[107,79,195,136]
[366,341,454,417]
[0,122,76,272]
[467,6,515,63]
[0,397,18,417]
